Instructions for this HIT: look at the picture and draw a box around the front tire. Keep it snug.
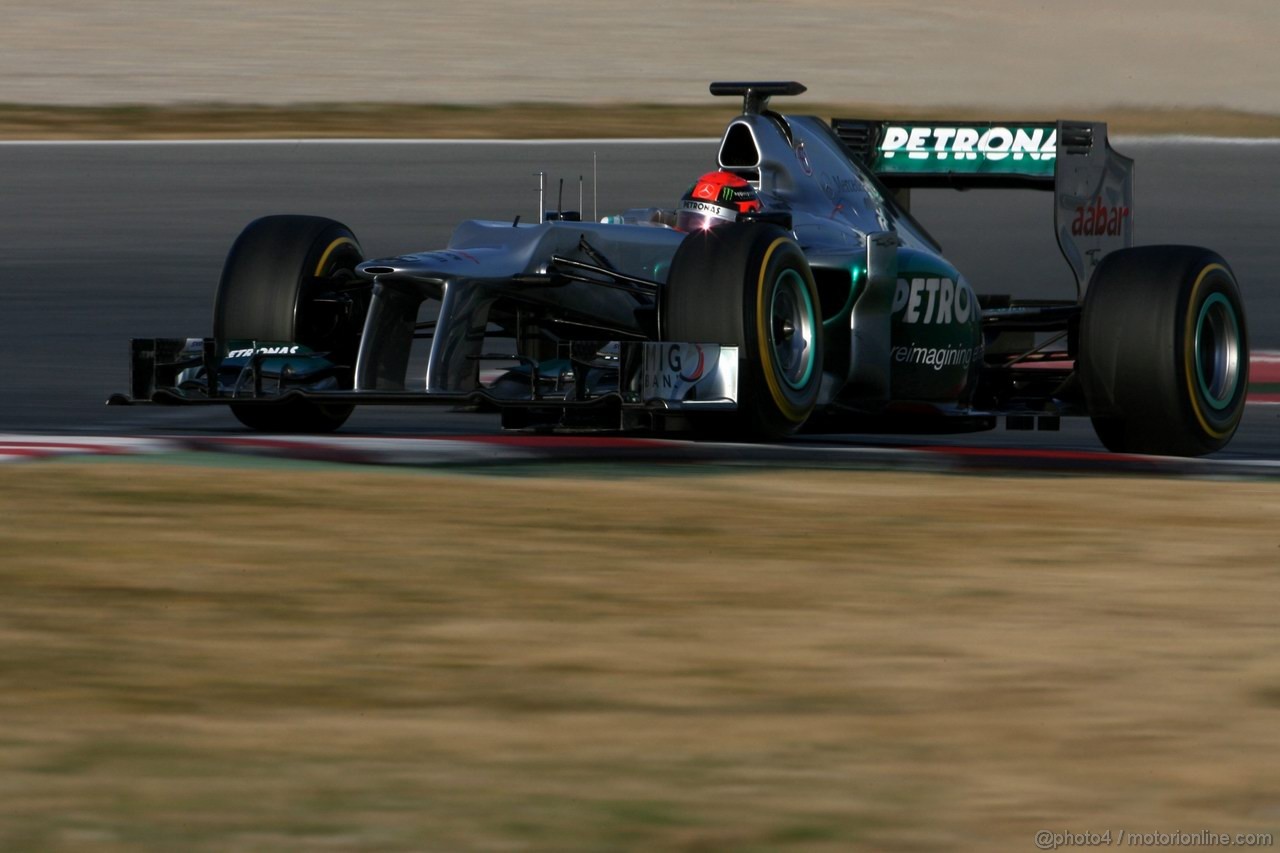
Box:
[1078,245,1248,456]
[663,223,823,439]
[213,215,367,433]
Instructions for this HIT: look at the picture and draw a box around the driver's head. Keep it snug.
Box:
[676,170,762,232]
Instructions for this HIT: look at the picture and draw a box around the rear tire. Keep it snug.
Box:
[663,223,823,439]
[213,215,366,433]
[1078,245,1248,456]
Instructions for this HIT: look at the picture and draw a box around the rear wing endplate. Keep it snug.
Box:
[831,119,1134,299]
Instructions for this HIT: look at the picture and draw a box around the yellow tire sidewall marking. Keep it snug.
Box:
[314,236,359,277]
[1183,263,1236,439]
[755,237,817,423]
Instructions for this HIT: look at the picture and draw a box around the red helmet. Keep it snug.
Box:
[676,170,762,232]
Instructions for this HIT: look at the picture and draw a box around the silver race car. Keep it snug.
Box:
[113,81,1249,456]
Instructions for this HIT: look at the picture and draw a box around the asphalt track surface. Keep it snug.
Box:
[1,138,1276,463]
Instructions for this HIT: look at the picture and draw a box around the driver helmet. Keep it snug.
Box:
[676,170,762,232]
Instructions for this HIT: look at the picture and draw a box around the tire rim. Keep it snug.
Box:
[769,268,817,390]
[1193,292,1242,411]
[299,237,365,357]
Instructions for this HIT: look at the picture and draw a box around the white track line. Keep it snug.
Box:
[0,435,173,462]
[1113,135,1280,146]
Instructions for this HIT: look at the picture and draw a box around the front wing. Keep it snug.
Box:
[109,338,739,431]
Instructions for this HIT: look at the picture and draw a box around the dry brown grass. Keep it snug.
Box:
[1,460,1278,851]
[1,102,1279,140]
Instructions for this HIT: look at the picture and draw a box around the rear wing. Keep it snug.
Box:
[832,119,1134,299]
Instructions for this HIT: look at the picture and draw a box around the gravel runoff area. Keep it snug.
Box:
[4,1,1278,114]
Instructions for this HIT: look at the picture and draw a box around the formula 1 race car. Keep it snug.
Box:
[112,81,1249,456]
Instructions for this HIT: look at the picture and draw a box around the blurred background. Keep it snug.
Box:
[3,0,1277,113]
